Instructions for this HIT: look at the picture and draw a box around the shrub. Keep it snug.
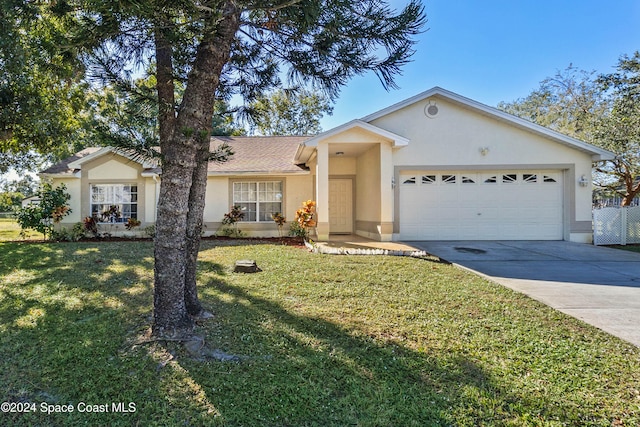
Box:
[15,183,71,240]
[51,223,86,242]
[125,218,141,230]
[288,221,307,238]
[84,216,99,237]
[272,212,286,237]
[222,205,244,237]
[143,224,156,238]
[294,200,316,239]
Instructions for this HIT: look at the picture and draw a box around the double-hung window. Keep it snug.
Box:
[232,181,282,222]
[90,184,138,222]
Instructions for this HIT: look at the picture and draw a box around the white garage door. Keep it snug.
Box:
[399,170,563,240]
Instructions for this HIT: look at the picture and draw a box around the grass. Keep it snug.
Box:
[611,244,640,253]
[0,240,638,426]
[0,218,41,241]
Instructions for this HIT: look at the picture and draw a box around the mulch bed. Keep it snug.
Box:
[5,235,307,248]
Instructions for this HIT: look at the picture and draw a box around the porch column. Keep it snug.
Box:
[316,142,330,240]
[379,142,394,241]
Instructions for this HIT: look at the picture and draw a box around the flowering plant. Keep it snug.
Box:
[271,212,286,237]
[294,200,316,238]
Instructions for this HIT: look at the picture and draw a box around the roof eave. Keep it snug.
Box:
[304,119,410,147]
[362,86,616,160]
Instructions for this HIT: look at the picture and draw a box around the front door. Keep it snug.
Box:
[329,179,353,234]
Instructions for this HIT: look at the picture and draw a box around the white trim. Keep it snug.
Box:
[303,120,410,147]
[361,86,615,161]
[38,171,81,179]
[207,171,310,177]
[68,147,157,169]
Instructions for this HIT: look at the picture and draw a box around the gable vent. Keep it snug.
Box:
[424,101,439,118]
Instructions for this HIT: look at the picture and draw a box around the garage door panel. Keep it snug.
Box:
[399,170,563,240]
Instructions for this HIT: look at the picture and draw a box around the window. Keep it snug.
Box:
[421,175,436,184]
[523,174,537,183]
[233,181,282,222]
[484,176,497,184]
[461,176,475,184]
[442,174,456,184]
[502,174,517,183]
[402,177,416,184]
[543,175,557,183]
[90,184,138,222]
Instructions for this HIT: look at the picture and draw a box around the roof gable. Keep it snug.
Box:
[361,86,614,161]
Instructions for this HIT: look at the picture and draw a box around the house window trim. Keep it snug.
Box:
[89,183,139,223]
[230,179,285,223]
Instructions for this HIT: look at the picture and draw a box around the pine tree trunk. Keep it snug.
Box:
[151,3,240,337]
[153,143,197,337]
[152,25,195,338]
[184,146,210,316]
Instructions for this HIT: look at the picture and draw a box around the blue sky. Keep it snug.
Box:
[320,0,640,130]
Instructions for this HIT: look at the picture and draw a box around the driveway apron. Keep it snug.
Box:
[407,241,640,347]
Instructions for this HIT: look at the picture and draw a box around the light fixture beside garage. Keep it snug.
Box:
[479,147,489,156]
[578,175,589,187]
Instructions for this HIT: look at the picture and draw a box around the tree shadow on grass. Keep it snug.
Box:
[0,242,634,426]
[0,241,160,426]
[180,271,504,426]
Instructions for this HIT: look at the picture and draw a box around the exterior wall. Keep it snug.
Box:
[202,176,229,235]
[355,145,381,239]
[55,178,82,224]
[144,176,159,223]
[203,174,313,237]
[370,96,595,242]
[87,159,139,180]
[329,157,356,175]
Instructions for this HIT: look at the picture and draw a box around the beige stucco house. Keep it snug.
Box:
[41,87,614,243]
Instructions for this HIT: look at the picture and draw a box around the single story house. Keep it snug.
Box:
[41,87,614,243]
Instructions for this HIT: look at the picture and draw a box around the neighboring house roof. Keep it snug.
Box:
[361,86,615,161]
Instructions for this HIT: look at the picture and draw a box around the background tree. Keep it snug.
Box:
[7,0,426,340]
[593,52,640,206]
[246,88,333,135]
[0,3,89,173]
[498,53,640,205]
[0,175,39,212]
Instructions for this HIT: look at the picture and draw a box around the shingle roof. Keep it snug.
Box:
[40,136,311,177]
[208,136,310,174]
[40,147,102,176]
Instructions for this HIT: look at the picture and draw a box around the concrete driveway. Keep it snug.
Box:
[407,241,640,347]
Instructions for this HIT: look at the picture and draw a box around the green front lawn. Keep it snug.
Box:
[1,241,638,426]
[0,218,41,241]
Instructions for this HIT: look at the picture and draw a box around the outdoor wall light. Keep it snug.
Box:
[335,151,344,156]
[578,175,589,187]
[479,147,489,156]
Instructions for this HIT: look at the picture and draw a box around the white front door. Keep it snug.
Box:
[329,179,353,234]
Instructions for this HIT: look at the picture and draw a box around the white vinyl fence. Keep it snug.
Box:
[593,206,640,245]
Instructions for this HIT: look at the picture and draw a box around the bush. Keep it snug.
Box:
[51,223,86,242]
[288,221,307,238]
[143,224,156,238]
[15,183,71,240]
[222,205,244,237]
